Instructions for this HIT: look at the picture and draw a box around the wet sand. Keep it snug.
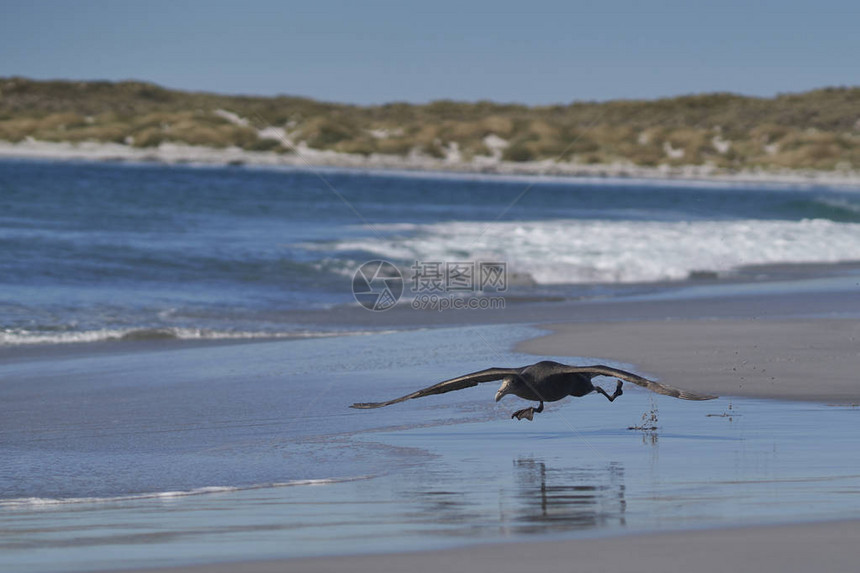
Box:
[82,311,860,573]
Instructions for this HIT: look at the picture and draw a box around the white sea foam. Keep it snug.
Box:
[816,196,860,215]
[0,476,371,509]
[0,327,392,346]
[325,218,860,284]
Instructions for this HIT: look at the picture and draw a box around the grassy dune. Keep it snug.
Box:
[1,77,859,171]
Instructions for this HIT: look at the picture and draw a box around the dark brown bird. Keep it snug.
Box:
[351,360,716,421]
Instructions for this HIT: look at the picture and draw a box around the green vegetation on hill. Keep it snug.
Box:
[1,77,859,170]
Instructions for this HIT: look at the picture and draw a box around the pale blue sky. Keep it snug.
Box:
[2,0,858,105]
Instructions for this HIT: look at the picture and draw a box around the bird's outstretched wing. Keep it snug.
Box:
[350,367,522,409]
[561,365,717,400]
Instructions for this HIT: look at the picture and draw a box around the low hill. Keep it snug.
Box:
[1,77,858,171]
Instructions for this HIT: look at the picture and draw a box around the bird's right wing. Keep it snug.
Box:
[350,367,522,409]
[559,365,717,400]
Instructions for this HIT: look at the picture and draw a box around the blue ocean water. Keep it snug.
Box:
[1,159,860,344]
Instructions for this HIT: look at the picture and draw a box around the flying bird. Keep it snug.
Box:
[351,360,716,420]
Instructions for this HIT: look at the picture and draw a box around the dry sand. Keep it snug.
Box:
[4,138,860,187]
[519,318,860,403]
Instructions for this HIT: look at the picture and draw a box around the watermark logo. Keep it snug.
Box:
[352,260,404,311]
[353,259,507,311]
[411,261,508,294]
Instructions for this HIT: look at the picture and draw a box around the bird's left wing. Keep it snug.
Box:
[559,365,717,400]
[351,367,522,409]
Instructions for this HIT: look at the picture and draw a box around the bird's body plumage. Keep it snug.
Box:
[351,360,715,420]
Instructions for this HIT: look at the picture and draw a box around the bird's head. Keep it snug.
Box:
[495,378,514,402]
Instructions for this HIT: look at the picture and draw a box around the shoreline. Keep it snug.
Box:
[3,258,858,352]
[5,284,859,403]
[3,138,860,187]
[88,312,860,573]
[4,264,860,400]
[6,296,860,572]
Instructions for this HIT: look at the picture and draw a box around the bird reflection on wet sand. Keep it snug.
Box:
[406,459,627,536]
[509,459,627,532]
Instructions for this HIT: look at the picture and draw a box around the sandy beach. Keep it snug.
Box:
[520,318,860,403]
[33,307,851,573]
[2,309,859,573]
[2,290,853,573]
[3,138,860,187]
[102,310,859,573]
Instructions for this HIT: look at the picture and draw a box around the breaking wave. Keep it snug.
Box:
[0,476,372,508]
[322,218,860,284]
[0,327,390,346]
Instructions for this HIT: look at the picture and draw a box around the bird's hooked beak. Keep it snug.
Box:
[495,379,513,402]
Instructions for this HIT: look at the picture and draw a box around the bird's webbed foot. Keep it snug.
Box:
[511,401,544,421]
[596,380,624,402]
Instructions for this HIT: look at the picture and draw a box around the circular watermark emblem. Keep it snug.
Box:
[352,260,403,311]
